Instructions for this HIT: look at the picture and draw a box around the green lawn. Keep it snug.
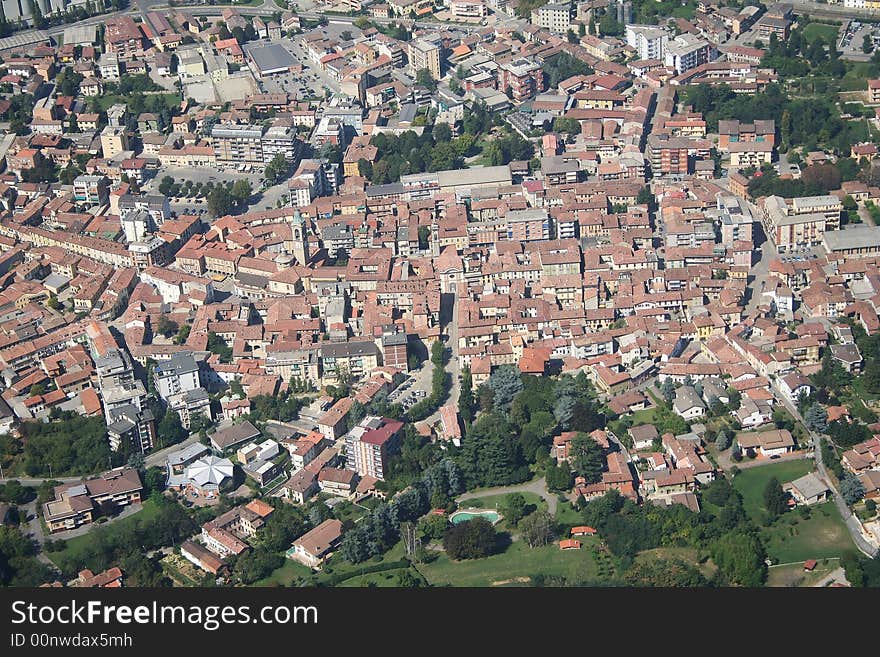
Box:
[634,547,717,579]
[761,503,856,563]
[255,558,313,586]
[258,541,410,587]
[731,460,814,521]
[766,558,840,587]
[338,567,426,587]
[327,499,371,525]
[45,499,162,567]
[554,499,583,528]
[611,405,659,448]
[416,537,602,586]
[459,492,545,512]
[802,22,841,44]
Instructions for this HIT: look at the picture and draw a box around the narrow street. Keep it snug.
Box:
[456,477,557,514]
[770,380,879,557]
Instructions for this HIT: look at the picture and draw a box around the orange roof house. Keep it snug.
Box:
[559,539,582,550]
[570,526,597,536]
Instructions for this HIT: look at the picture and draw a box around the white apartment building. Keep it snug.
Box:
[626,24,668,60]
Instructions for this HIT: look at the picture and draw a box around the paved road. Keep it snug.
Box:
[0,475,81,486]
[812,566,850,587]
[771,380,879,558]
[457,477,557,514]
[0,435,197,486]
[145,434,201,468]
[720,449,810,473]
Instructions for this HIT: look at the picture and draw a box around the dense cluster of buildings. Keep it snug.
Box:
[1,0,880,565]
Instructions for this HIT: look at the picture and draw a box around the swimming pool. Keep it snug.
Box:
[449,509,501,525]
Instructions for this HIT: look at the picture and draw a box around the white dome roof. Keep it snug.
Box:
[186,455,234,488]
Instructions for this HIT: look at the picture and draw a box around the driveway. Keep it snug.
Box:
[770,381,879,557]
[456,477,557,514]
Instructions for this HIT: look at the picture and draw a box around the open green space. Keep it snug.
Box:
[802,22,841,44]
[415,536,601,586]
[45,499,162,567]
[633,547,718,579]
[459,492,545,512]
[731,460,814,521]
[554,499,583,528]
[255,558,313,587]
[258,541,409,587]
[766,558,840,587]
[338,567,426,587]
[761,502,855,563]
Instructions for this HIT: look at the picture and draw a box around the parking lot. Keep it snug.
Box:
[143,166,265,217]
[387,370,431,412]
[840,20,880,61]
[256,37,344,99]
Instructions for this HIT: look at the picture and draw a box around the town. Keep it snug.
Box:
[0,0,879,589]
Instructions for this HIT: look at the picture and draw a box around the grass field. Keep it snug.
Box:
[633,547,718,579]
[761,503,855,563]
[255,559,314,587]
[611,405,659,448]
[731,460,814,521]
[258,541,409,587]
[415,536,602,586]
[766,558,840,587]
[802,22,841,44]
[338,567,427,587]
[554,499,583,528]
[45,499,162,568]
[459,492,545,514]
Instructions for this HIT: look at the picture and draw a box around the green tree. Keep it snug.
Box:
[157,410,187,447]
[207,186,235,217]
[803,403,828,433]
[545,462,573,491]
[519,510,554,548]
[458,365,475,425]
[840,472,866,505]
[711,532,767,586]
[155,315,179,338]
[231,179,252,205]
[415,68,437,92]
[500,492,528,527]
[174,324,191,345]
[443,517,496,560]
[569,433,605,483]
[598,12,623,36]
[486,365,523,415]
[763,477,788,518]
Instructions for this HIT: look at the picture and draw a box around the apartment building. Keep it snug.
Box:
[717,119,775,151]
[449,0,488,17]
[100,126,129,159]
[646,134,692,175]
[664,33,716,74]
[211,124,264,167]
[408,39,441,80]
[104,16,145,59]
[531,2,572,34]
[626,24,668,60]
[43,468,143,533]
[153,351,201,400]
[763,195,828,252]
[73,175,109,206]
[506,208,551,241]
[344,416,404,480]
[499,58,545,102]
